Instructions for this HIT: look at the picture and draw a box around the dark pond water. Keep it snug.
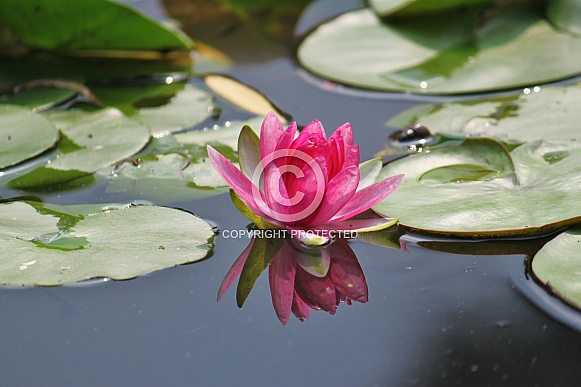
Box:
[1,0,581,385]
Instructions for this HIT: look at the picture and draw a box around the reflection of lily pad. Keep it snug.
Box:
[387,84,581,144]
[0,201,214,286]
[374,138,581,236]
[298,7,581,94]
[531,226,581,310]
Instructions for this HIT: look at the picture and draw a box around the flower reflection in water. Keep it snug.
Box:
[218,235,367,325]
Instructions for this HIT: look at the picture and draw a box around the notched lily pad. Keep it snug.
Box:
[374,138,581,237]
[0,201,215,286]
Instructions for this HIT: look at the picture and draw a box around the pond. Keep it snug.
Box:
[1,0,581,385]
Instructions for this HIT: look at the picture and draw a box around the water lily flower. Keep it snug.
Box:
[207,112,403,244]
[218,236,367,325]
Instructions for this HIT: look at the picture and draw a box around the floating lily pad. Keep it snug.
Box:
[0,0,192,55]
[131,86,215,137]
[387,84,581,144]
[547,0,581,36]
[0,105,59,169]
[0,87,76,110]
[7,108,150,189]
[0,201,215,286]
[374,138,581,237]
[91,83,215,136]
[368,0,492,17]
[531,226,581,309]
[297,7,581,94]
[101,117,263,203]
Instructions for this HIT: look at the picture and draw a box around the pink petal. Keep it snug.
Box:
[330,174,404,222]
[207,145,272,222]
[298,118,326,140]
[217,238,255,302]
[291,290,310,322]
[327,123,353,178]
[329,239,368,303]
[269,247,297,325]
[274,121,298,154]
[308,147,360,225]
[295,265,338,314]
[260,112,285,159]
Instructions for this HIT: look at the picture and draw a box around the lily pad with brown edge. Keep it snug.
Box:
[0,105,59,169]
[374,138,581,237]
[297,6,581,94]
[0,201,215,286]
[386,84,581,145]
[531,226,581,310]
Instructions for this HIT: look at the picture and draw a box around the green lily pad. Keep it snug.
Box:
[369,0,492,17]
[6,108,150,189]
[0,201,214,286]
[0,0,192,55]
[131,86,215,137]
[92,83,215,136]
[297,7,581,94]
[531,226,581,309]
[0,87,76,110]
[387,84,581,144]
[547,0,581,36]
[101,117,264,203]
[0,105,58,169]
[374,138,581,237]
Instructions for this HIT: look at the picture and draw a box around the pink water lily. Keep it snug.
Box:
[207,112,403,244]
